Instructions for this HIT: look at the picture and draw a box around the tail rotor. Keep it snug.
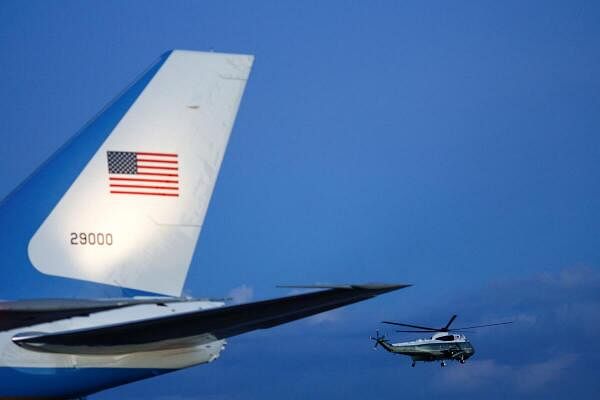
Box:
[370,330,386,350]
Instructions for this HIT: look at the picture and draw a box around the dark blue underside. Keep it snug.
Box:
[0,366,173,398]
[0,52,172,300]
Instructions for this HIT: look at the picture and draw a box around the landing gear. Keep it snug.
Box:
[440,361,446,367]
[460,358,465,364]
[411,361,416,367]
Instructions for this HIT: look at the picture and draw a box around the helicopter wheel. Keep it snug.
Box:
[460,359,465,364]
[440,361,446,367]
[411,361,416,367]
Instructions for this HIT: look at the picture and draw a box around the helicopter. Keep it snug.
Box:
[370,315,512,367]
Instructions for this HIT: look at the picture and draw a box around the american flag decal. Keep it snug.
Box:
[106,151,179,197]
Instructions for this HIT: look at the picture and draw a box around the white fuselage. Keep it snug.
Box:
[382,333,475,362]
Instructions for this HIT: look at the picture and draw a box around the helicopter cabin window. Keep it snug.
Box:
[435,335,455,341]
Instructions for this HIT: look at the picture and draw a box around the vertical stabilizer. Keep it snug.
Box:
[0,50,253,298]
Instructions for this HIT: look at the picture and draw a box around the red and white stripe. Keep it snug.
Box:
[110,152,179,197]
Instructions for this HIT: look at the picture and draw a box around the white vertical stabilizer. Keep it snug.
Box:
[28,50,253,296]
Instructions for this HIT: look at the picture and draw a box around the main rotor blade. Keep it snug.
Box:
[395,330,438,333]
[442,315,457,331]
[382,321,437,331]
[452,321,513,330]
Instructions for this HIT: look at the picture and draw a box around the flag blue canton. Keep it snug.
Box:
[107,151,137,174]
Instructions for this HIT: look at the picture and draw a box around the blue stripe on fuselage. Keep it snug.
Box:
[0,52,173,300]
[0,366,173,398]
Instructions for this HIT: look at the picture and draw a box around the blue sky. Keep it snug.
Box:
[1,0,599,398]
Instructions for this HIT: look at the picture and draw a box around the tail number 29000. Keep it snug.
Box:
[70,232,113,246]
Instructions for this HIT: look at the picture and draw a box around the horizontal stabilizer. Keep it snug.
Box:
[0,298,186,331]
[12,284,409,355]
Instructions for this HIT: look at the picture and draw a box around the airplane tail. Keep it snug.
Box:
[0,50,253,299]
